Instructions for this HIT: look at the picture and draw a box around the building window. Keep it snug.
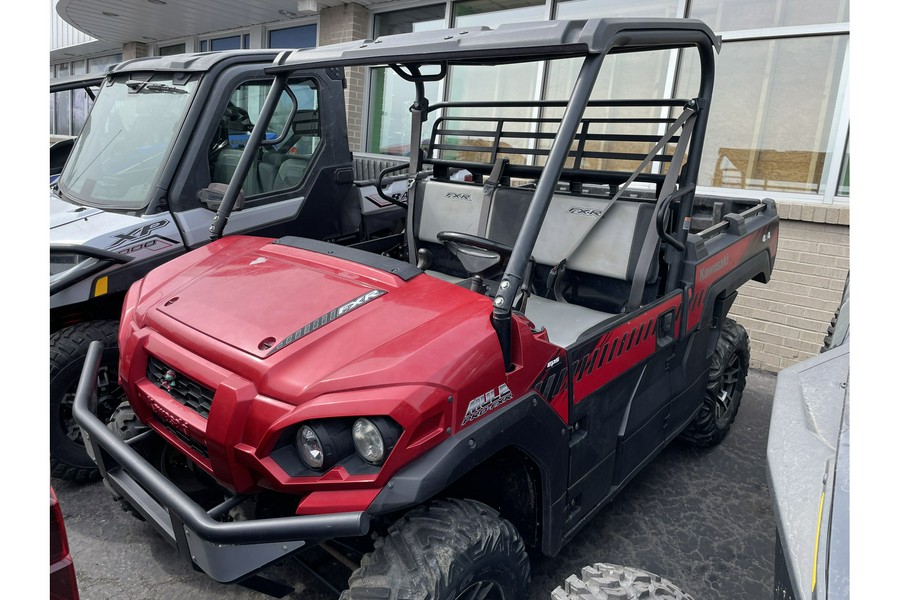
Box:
[210,35,241,51]
[689,0,849,30]
[366,5,445,155]
[269,24,317,48]
[50,53,121,136]
[678,35,848,194]
[199,33,251,53]
[454,0,545,23]
[159,43,186,56]
[87,53,122,74]
[555,0,679,19]
[836,139,849,196]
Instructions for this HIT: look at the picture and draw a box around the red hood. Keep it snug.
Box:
[135,236,503,404]
[156,245,386,359]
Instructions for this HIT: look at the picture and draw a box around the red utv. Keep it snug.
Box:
[74,17,778,599]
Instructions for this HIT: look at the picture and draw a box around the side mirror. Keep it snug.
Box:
[200,183,246,211]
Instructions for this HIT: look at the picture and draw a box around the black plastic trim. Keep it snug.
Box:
[274,236,422,281]
[368,391,568,553]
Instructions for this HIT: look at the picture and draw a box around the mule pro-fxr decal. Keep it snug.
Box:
[266,289,386,356]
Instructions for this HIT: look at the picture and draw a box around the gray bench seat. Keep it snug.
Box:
[522,295,615,348]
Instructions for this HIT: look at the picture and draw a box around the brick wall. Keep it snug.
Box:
[319,2,369,153]
[730,202,849,372]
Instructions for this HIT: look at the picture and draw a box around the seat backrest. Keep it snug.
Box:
[483,186,652,282]
[353,154,410,185]
[212,148,263,196]
[530,196,653,281]
[273,156,311,191]
[414,180,490,244]
[412,178,654,307]
[211,149,242,186]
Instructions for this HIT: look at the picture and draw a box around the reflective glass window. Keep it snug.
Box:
[159,43,185,56]
[678,35,848,193]
[556,0,679,19]
[367,5,445,155]
[210,36,241,51]
[690,0,849,31]
[269,24,317,48]
[87,54,122,74]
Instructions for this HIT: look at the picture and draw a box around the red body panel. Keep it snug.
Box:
[50,487,79,600]
[687,223,778,331]
[119,236,519,508]
[571,293,682,404]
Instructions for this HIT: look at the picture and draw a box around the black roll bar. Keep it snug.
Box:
[491,53,605,370]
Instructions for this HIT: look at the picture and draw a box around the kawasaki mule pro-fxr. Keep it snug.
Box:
[74,18,778,600]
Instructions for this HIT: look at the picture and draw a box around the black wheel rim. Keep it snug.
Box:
[58,364,126,445]
[715,352,742,423]
[455,580,505,600]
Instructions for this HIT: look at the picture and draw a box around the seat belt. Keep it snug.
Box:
[625,108,698,311]
[547,103,698,303]
[478,157,508,238]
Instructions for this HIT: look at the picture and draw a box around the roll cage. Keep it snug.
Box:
[217,18,721,368]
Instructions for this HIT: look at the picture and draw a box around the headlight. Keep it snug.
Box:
[295,425,324,469]
[294,421,354,471]
[352,418,385,465]
[351,417,402,466]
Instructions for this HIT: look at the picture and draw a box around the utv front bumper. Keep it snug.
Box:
[72,340,370,583]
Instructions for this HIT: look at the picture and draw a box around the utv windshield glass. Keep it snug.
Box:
[58,73,199,210]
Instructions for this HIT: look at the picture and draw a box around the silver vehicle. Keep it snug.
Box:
[51,50,406,482]
[767,279,849,600]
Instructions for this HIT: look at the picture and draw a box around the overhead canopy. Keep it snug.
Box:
[269,18,721,72]
[101,49,284,75]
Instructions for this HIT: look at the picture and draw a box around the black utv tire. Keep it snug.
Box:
[50,320,126,482]
[821,274,849,353]
[341,498,530,600]
[679,318,750,448]
[551,563,695,600]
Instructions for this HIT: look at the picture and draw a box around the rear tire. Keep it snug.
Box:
[50,320,126,482]
[341,498,530,600]
[679,318,749,448]
[551,563,694,600]
[821,274,849,353]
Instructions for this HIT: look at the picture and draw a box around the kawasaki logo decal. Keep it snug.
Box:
[266,289,386,356]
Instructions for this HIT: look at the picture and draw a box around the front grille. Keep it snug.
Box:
[159,421,209,458]
[146,355,214,418]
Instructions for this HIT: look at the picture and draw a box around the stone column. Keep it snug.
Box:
[319,2,370,152]
[122,42,149,60]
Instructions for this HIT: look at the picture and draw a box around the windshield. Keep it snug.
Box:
[58,73,199,210]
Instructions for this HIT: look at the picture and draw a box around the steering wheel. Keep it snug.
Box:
[437,231,513,277]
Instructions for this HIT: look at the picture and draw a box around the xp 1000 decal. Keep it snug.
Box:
[104,219,183,259]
